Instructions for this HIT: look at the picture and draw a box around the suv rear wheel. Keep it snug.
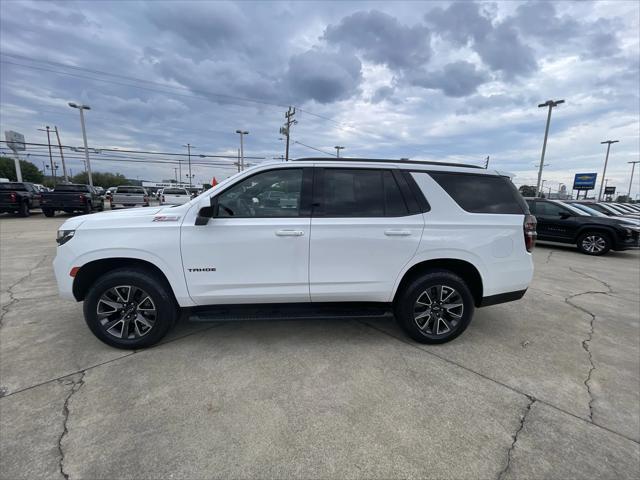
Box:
[83,268,177,349]
[18,201,30,217]
[395,270,474,344]
[577,231,611,256]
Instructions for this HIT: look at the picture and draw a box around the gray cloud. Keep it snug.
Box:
[370,86,395,104]
[425,2,491,46]
[407,61,489,97]
[286,49,362,104]
[323,10,431,70]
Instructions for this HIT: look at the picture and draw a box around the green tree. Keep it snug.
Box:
[70,171,130,188]
[518,185,537,197]
[0,156,44,183]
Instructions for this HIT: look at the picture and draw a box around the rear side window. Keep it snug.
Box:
[321,169,409,217]
[429,172,526,214]
[163,188,187,195]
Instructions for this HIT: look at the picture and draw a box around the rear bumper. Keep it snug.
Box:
[478,289,527,307]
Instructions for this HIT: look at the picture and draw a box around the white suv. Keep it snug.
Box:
[53,159,535,349]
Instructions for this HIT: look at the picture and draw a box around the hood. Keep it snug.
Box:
[58,206,170,231]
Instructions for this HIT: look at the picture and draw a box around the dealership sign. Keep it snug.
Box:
[573,173,597,190]
[604,186,616,195]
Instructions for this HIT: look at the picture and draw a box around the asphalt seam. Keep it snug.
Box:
[497,396,536,480]
[57,372,86,480]
[358,320,640,445]
[0,254,50,329]
[0,322,223,400]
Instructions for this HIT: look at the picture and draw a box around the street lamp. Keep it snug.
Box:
[68,102,93,186]
[334,146,345,158]
[182,144,195,187]
[598,140,619,202]
[627,161,640,200]
[536,99,564,197]
[235,130,249,171]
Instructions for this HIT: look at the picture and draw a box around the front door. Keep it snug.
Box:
[533,201,578,240]
[309,167,424,302]
[181,167,313,305]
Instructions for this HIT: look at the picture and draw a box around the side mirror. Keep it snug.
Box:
[195,206,213,226]
[559,211,571,219]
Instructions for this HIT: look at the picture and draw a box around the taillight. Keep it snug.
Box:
[524,214,537,252]
[79,195,86,203]
[9,192,16,202]
[144,195,149,202]
[161,195,165,202]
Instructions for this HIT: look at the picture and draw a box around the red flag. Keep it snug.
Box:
[211,177,218,186]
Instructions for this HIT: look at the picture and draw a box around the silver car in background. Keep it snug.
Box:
[110,185,149,208]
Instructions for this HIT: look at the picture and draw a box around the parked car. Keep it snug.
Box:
[105,187,117,200]
[526,198,639,255]
[110,185,149,208]
[159,187,191,206]
[0,182,42,216]
[41,184,104,217]
[53,158,536,349]
[94,186,105,196]
[572,201,640,219]
[568,202,640,225]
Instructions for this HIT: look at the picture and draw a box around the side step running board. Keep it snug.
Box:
[188,302,393,322]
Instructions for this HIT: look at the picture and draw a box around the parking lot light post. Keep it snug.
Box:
[598,140,619,202]
[334,146,344,158]
[68,102,93,187]
[235,130,248,171]
[536,99,564,197]
[628,161,640,200]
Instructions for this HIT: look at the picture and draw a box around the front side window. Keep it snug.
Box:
[321,168,409,217]
[216,168,303,218]
[536,202,569,216]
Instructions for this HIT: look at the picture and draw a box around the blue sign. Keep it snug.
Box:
[573,173,597,190]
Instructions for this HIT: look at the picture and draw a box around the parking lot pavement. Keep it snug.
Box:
[1,214,639,479]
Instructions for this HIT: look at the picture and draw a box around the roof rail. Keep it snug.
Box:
[290,157,483,169]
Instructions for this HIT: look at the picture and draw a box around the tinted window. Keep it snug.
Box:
[535,202,569,216]
[116,186,145,194]
[217,168,303,218]
[54,184,89,192]
[429,173,525,214]
[164,188,188,195]
[321,169,408,217]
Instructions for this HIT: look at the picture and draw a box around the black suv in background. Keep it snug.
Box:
[526,198,639,255]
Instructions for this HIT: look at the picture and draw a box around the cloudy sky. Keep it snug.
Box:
[1,0,638,194]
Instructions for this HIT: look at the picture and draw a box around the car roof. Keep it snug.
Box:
[259,157,503,175]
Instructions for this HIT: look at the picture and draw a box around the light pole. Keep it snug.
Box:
[628,161,640,200]
[334,146,345,158]
[541,179,547,197]
[182,144,195,187]
[68,102,93,186]
[38,126,55,183]
[597,140,619,202]
[536,99,564,197]
[235,130,248,171]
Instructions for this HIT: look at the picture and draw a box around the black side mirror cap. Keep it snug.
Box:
[195,206,213,226]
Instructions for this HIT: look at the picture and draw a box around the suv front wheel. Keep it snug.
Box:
[577,231,611,256]
[395,270,475,344]
[83,268,177,349]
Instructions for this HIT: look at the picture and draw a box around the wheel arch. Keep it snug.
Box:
[73,257,175,303]
[393,258,484,307]
[573,225,616,243]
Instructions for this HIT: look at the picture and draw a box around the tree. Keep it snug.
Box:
[70,171,130,188]
[0,156,44,183]
[518,185,536,197]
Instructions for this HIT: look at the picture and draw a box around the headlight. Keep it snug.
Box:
[56,229,75,246]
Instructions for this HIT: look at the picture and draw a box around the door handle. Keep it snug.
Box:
[275,229,305,237]
[384,229,412,236]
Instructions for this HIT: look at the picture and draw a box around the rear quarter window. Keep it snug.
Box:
[429,172,527,214]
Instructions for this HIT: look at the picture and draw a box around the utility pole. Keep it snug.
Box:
[235,130,248,171]
[68,102,93,186]
[536,99,564,197]
[53,126,68,182]
[182,144,195,187]
[237,148,241,172]
[598,140,619,202]
[334,146,345,158]
[627,161,640,200]
[173,168,178,183]
[280,106,297,161]
[484,155,490,169]
[38,126,56,183]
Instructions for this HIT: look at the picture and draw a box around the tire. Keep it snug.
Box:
[83,267,177,349]
[18,201,30,217]
[577,231,611,256]
[394,270,475,344]
[43,208,55,217]
[84,202,92,214]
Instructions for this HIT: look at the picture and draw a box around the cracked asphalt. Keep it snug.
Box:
[1,214,639,479]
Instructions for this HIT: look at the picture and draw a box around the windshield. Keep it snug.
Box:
[54,184,88,192]
[0,182,26,190]
[569,203,607,217]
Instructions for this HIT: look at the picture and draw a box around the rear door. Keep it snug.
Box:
[309,167,424,302]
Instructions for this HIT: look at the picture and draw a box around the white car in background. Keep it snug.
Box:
[160,187,191,206]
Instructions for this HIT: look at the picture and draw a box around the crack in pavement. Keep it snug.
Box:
[0,254,50,329]
[56,372,86,480]
[497,395,536,480]
[568,267,614,294]
[564,290,609,423]
[545,250,554,264]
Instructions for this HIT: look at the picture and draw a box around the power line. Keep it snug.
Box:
[293,140,336,157]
